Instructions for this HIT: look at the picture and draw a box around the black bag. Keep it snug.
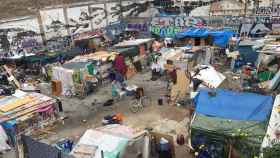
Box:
[103,99,114,106]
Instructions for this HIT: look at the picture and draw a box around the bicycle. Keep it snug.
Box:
[129,95,152,113]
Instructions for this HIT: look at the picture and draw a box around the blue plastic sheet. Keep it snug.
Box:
[176,27,235,48]
[194,89,273,121]
[2,120,16,129]
[209,30,235,48]
[176,27,209,38]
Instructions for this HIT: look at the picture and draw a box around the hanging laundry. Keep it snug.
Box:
[86,63,94,76]
[72,70,81,84]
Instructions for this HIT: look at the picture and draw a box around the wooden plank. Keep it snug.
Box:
[0,96,35,113]
[0,100,56,123]
[3,65,21,89]
[1,97,52,117]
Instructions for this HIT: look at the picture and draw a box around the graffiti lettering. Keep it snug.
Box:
[273,4,280,17]
[150,26,181,37]
[150,16,204,37]
[256,7,273,16]
[256,6,280,17]
[151,16,204,28]
[255,16,272,24]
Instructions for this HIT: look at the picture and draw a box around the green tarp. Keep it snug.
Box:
[115,47,139,57]
[191,113,267,158]
[23,48,82,64]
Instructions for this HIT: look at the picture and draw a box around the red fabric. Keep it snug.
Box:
[113,55,127,75]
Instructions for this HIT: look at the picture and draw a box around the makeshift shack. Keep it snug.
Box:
[238,40,264,64]
[113,39,154,78]
[114,38,154,56]
[51,51,115,97]
[158,46,208,73]
[71,125,135,158]
[190,89,273,158]
[0,90,59,145]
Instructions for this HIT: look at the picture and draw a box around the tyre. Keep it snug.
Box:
[130,100,140,113]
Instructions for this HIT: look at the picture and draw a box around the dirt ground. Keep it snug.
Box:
[3,72,193,158]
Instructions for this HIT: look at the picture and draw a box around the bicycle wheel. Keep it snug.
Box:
[129,100,140,113]
[142,96,152,107]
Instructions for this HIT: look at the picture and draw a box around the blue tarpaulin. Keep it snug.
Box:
[176,28,209,38]
[194,89,273,121]
[210,30,235,48]
[176,27,235,48]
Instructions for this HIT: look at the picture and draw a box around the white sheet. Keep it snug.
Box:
[192,65,226,88]
[0,125,10,152]
[72,129,129,158]
[52,67,74,95]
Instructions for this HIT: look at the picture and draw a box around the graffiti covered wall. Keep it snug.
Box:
[40,8,68,40]
[121,0,160,18]
[0,0,245,53]
[89,3,107,29]
[0,17,43,55]
[107,2,121,25]
[255,5,280,33]
[67,6,92,34]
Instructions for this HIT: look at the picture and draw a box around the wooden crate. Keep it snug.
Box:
[126,67,137,79]
[51,80,62,96]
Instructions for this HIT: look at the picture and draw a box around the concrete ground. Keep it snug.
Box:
[3,72,193,158]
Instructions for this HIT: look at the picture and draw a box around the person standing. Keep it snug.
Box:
[151,59,161,80]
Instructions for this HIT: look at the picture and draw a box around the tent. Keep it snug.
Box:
[190,89,274,158]
[176,27,235,48]
[191,113,267,158]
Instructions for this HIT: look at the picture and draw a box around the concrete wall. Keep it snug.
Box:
[0,0,157,53]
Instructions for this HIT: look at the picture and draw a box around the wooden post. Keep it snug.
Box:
[104,2,109,27]
[119,0,123,20]
[63,6,71,36]
[37,11,47,46]
[88,5,94,32]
